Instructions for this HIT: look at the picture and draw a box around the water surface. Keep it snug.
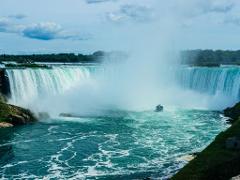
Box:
[0,109,228,179]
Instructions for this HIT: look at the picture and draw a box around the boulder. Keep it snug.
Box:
[0,101,36,127]
[0,122,13,128]
[224,102,240,123]
[177,152,199,162]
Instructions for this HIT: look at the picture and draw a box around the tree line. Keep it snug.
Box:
[181,50,240,66]
[1,50,240,66]
[0,51,105,63]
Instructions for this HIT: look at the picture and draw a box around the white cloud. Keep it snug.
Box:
[2,0,240,53]
[0,17,23,33]
[22,22,62,40]
[8,14,27,20]
[0,17,86,41]
[106,4,154,23]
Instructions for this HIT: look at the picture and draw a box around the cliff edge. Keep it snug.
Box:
[172,103,240,180]
[0,95,36,127]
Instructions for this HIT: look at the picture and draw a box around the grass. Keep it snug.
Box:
[172,119,240,180]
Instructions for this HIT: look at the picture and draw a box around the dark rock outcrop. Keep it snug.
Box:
[172,118,240,180]
[224,102,240,123]
[172,103,240,179]
[0,101,37,127]
[0,69,10,97]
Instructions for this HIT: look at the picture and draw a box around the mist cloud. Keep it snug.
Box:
[85,0,116,4]
[8,14,27,20]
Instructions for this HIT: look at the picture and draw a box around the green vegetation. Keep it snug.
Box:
[0,51,105,63]
[172,103,240,180]
[181,50,240,66]
[0,94,36,126]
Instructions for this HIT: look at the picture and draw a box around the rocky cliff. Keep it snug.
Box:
[0,69,10,97]
[172,103,240,179]
[0,94,36,127]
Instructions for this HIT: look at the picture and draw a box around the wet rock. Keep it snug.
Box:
[0,101,36,126]
[0,122,13,128]
[224,102,240,123]
[177,152,199,162]
[0,69,10,97]
[59,113,96,118]
[60,113,73,117]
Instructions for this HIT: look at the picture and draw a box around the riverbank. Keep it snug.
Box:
[172,103,240,180]
[0,96,36,127]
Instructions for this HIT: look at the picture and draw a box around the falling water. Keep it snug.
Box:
[5,65,240,111]
[6,66,95,106]
[176,66,240,103]
[2,65,233,179]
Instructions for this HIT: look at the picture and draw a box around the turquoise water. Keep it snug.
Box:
[176,66,240,104]
[6,66,240,110]
[2,66,235,179]
[0,109,228,179]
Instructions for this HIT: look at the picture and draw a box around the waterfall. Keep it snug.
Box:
[5,65,240,110]
[6,66,95,106]
[176,66,240,102]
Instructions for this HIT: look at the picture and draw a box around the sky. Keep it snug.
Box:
[1,0,240,54]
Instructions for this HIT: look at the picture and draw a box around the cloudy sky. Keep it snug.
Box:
[1,0,240,54]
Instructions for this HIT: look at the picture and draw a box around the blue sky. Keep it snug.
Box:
[1,0,240,54]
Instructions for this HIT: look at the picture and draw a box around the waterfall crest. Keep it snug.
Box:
[176,66,240,102]
[6,67,94,106]
[5,65,240,110]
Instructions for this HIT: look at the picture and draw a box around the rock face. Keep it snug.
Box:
[0,69,36,127]
[224,102,240,123]
[0,122,13,128]
[0,101,37,127]
[172,118,240,180]
[0,69,10,97]
[172,103,240,180]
